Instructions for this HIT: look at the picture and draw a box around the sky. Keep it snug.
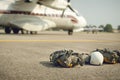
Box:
[71,0,120,28]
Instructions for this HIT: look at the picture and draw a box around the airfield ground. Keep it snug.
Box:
[0,30,120,80]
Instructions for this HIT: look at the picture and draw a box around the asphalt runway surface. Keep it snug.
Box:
[0,30,120,80]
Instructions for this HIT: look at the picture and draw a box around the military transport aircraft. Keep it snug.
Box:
[0,0,87,35]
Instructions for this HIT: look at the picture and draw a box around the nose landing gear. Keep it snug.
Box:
[68,29,73,35]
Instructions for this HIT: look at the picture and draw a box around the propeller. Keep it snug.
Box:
[61,0,78,17]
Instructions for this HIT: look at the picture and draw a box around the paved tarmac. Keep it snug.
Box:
[0,30,120,80]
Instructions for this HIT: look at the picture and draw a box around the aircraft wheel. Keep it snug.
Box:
[5,27,11,34]
[30,31,33,34]
[21,30,24,34]
[68,29,73,35]
[12,28,20,34]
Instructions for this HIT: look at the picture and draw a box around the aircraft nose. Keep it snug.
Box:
[78,16,87,27]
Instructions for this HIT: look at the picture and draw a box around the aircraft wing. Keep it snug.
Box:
[9,17,56,31]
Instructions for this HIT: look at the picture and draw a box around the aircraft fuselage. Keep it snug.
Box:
[0,0,86,35]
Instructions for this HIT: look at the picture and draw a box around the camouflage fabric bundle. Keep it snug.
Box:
[95,48,120,64]
[81,53,90,64]
[113,50,120,63]
[50,50,84,68]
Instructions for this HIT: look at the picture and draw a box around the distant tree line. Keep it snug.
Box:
[85,24,120,33]
[104,24,113,32]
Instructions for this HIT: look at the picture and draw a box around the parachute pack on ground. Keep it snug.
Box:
[94,48,120,64]
[50,49,120,68]
[50,50,84,68]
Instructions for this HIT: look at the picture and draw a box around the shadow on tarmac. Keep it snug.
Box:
[40,61,63,68]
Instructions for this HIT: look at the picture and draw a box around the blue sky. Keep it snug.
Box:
[71,0,120,28]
